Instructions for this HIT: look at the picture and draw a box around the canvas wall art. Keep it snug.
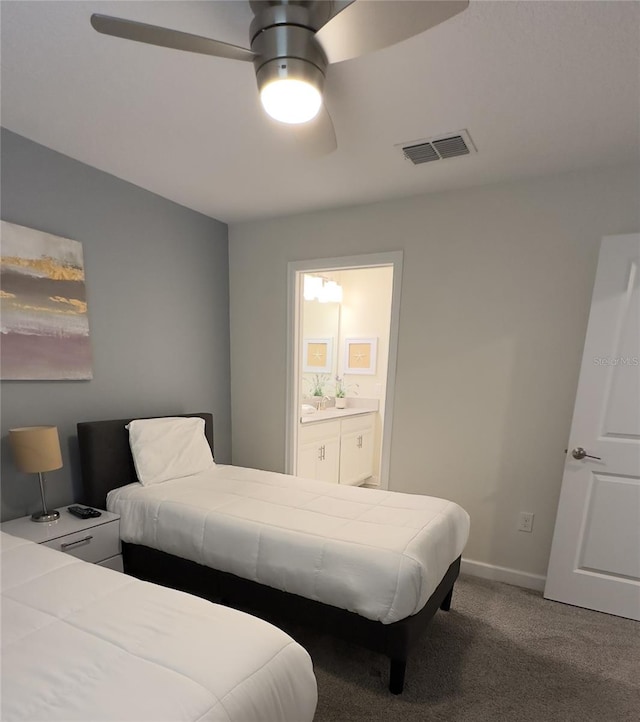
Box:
[1,221,93,380]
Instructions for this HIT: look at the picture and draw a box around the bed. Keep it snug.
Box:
[1,531,317,721]
[77,412,470,694]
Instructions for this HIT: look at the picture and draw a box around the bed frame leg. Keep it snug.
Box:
[440,586,454,611]
[389,658,406,695]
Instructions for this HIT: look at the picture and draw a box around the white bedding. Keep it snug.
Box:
[1,531,317,722]
[107,465,470,624]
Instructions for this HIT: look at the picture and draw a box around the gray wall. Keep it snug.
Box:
[1,129,231,521]
[229,164,640,580]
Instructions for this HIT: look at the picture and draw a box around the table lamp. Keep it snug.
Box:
[9,426,63,522]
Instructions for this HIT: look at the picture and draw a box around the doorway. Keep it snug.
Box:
[286,252,403,489]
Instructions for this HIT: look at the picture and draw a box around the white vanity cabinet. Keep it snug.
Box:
[297,413,375,485]
[297,419,341,484]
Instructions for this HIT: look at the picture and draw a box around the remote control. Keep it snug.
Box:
[68,505,102,519]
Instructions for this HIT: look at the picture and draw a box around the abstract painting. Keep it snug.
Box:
[1,221,93,380]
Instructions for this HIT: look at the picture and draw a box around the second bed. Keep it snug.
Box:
[78,413,470,693]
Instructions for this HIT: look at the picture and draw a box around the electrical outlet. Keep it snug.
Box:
[518,512,534,533]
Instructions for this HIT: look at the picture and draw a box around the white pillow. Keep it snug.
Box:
[126,416,214,486]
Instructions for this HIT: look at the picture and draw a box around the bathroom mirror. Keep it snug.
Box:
[301,278,341,399]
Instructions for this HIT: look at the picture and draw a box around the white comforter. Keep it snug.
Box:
[108,465,470,624]
[1,531,317,722]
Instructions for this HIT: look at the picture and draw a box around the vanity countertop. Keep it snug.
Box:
[300,400,379,424]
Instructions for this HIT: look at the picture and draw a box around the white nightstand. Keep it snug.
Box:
[1,505,123,571]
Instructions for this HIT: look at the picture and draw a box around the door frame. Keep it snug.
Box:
[285,251,403,489]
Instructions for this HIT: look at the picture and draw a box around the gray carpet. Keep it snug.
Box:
[277,575,639,721]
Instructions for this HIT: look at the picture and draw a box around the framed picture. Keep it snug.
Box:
[1,220,93,380]
[303,338,333,373]
[344,337,377,375]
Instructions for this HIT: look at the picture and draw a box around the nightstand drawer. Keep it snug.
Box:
[42,520,121,563]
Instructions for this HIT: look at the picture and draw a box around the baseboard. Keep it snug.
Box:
[461,558,546,592]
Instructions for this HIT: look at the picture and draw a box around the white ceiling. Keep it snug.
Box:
[1,1,639,224]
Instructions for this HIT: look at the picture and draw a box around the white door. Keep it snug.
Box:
[544,234,640,620]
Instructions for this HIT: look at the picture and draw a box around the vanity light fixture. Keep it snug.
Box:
[303,275,323,301]
[303,275,342,303]
[318,280,343,303]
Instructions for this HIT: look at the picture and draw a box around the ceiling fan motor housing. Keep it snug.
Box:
[250,1,329,96]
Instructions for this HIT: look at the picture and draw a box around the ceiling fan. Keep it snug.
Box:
[91,1,469,155]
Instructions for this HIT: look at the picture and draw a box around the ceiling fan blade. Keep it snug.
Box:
[293,105,338,157]
[90,14,256,62]
[315,0,469,65]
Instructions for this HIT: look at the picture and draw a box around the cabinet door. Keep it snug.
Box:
[339,427,374,485]
[298,441,322,479]
[359,427,374,480]
[297,420,341,483]
[317,436,340,484]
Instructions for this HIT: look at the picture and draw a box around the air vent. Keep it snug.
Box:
[432,135,470,159]
[398,129,476,165]
[402,142,440,165]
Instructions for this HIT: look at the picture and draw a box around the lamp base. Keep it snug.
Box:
[31,509,60,523]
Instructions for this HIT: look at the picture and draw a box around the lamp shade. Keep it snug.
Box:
[9,426,63,474]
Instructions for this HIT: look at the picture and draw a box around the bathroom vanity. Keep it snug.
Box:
[297,403,378,485]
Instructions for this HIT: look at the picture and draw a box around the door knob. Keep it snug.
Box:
[571,447,601,460]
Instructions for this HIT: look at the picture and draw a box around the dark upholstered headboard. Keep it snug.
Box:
[77,413,214,509]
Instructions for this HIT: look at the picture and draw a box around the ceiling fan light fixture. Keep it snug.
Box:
[261,79,322,124]
[88,1,470,152]
[257,57,324,125]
